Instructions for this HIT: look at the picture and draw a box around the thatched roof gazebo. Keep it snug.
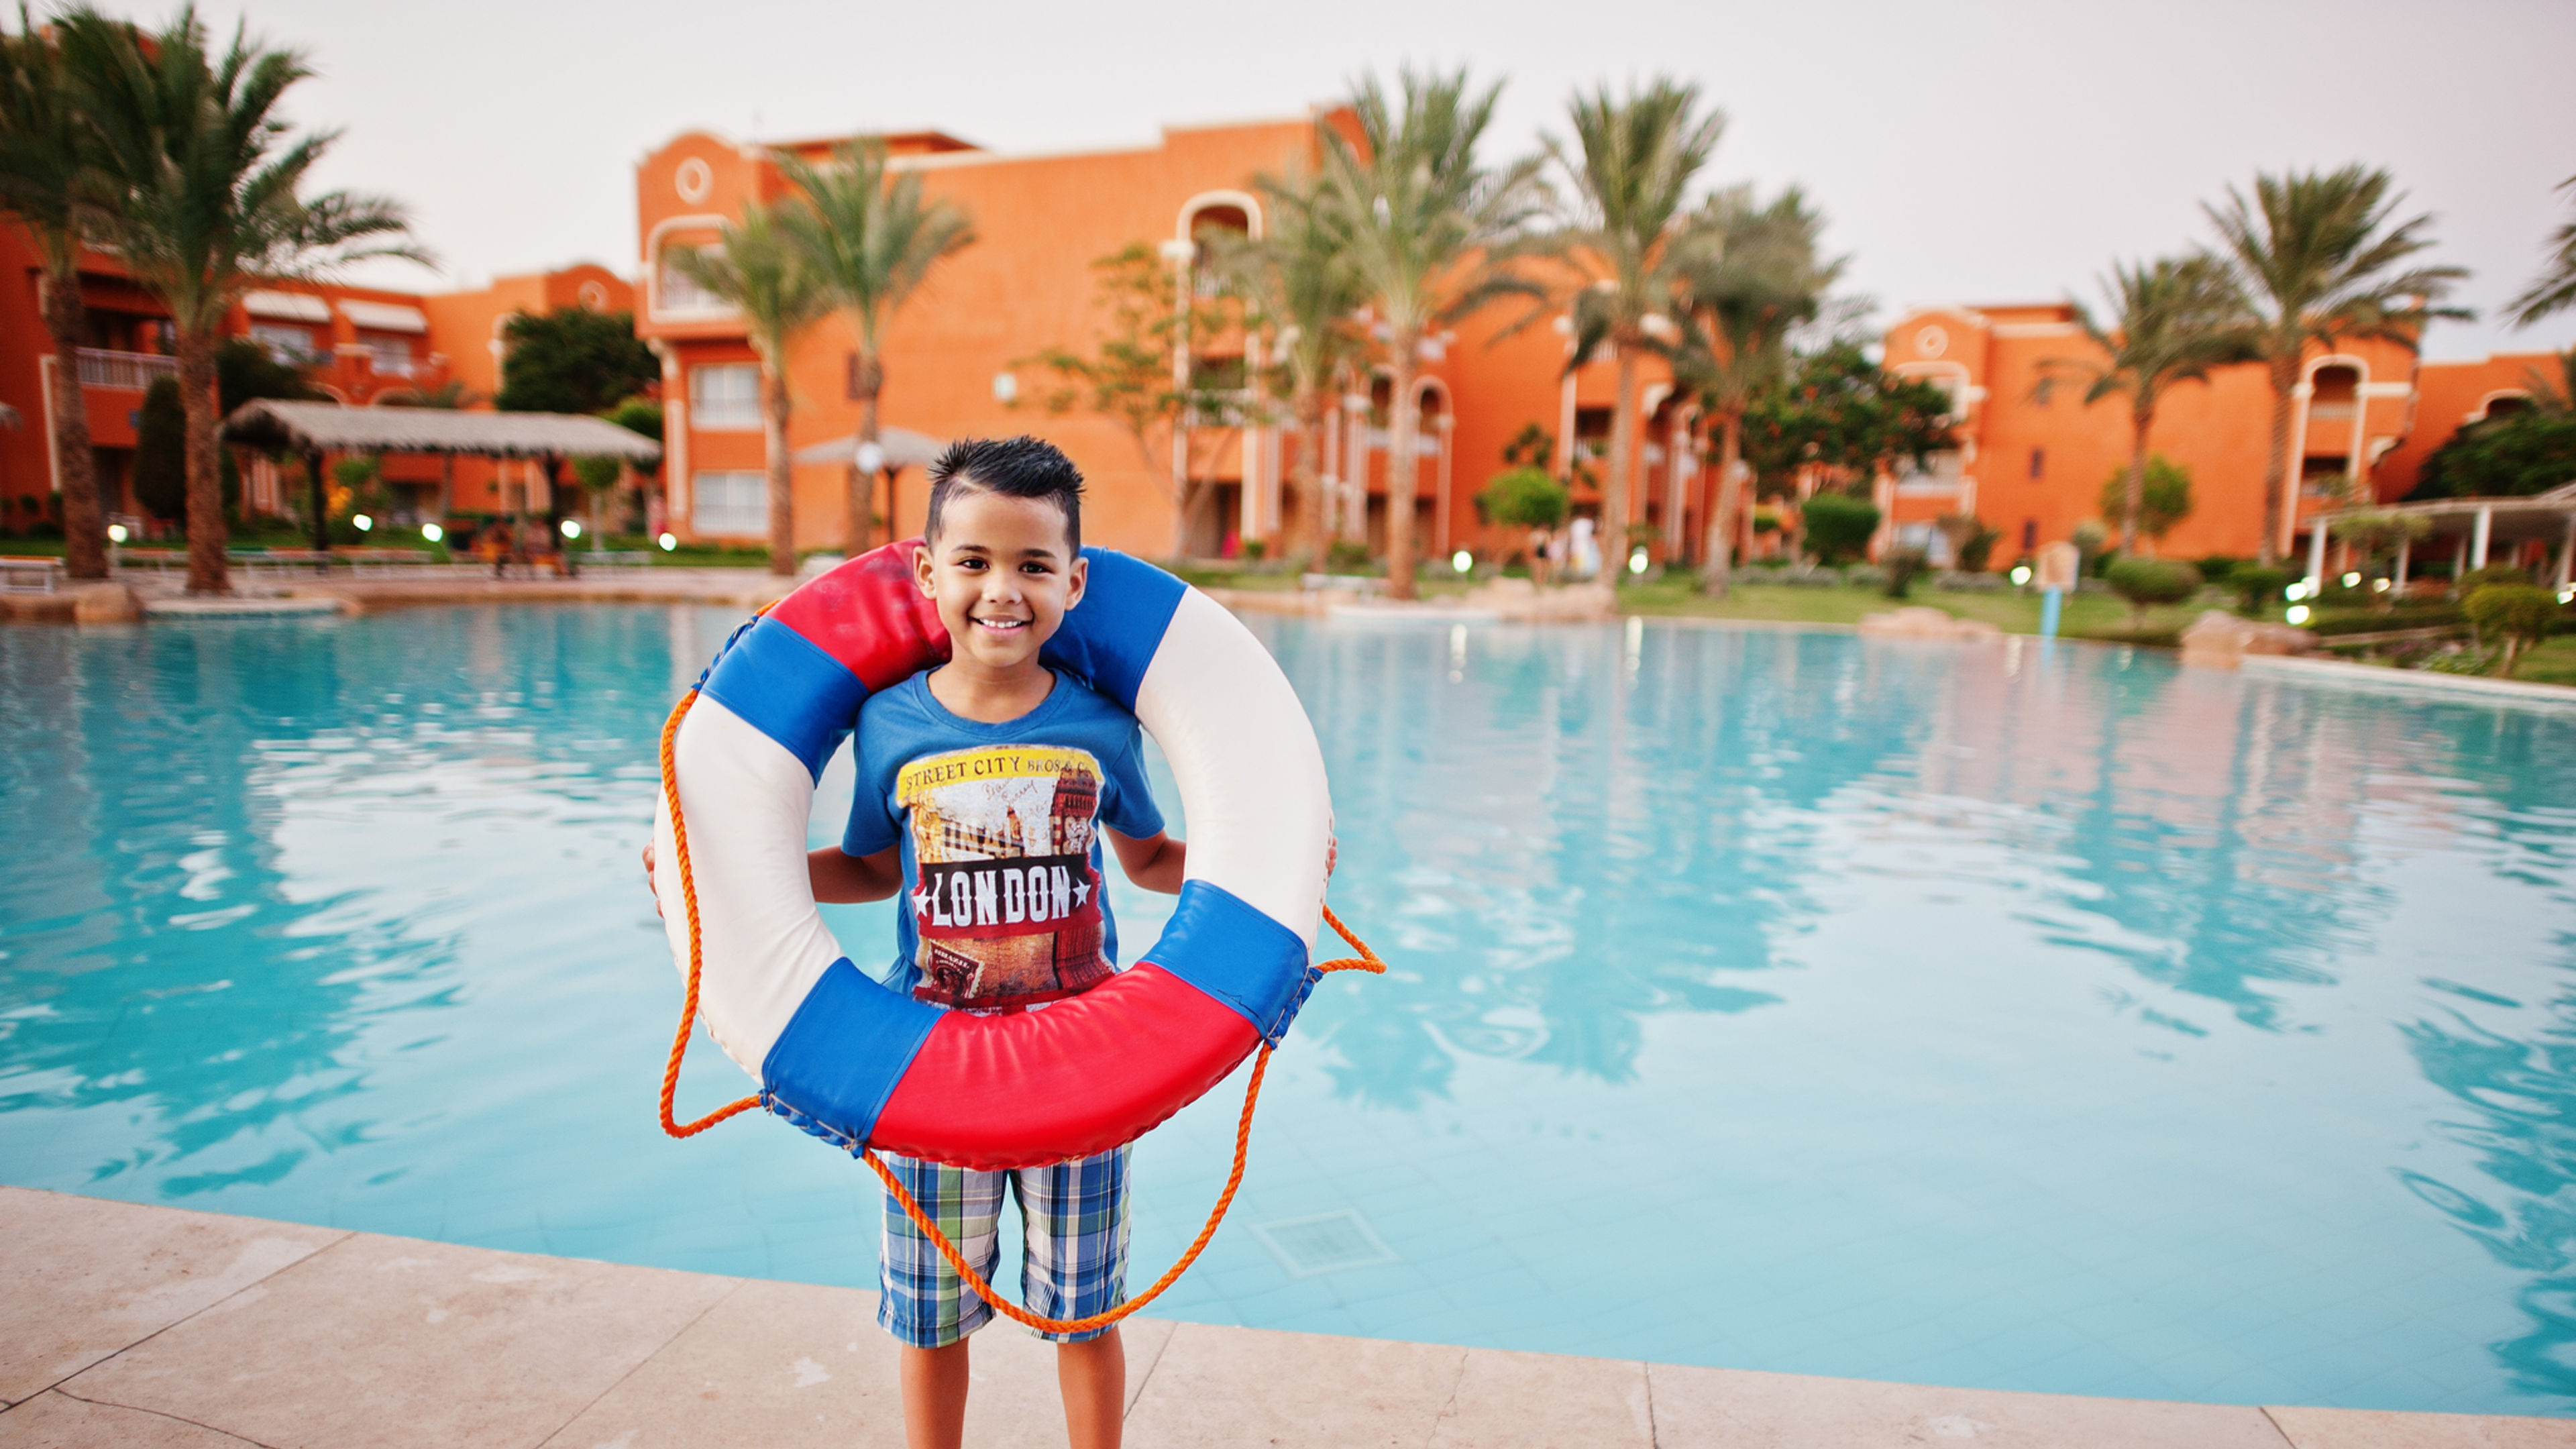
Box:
[223,400,663,555]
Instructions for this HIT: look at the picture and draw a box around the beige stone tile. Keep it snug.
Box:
[1429,1348,1652,1448]
[1646,1360,2291,1448]
[2265,1405,2576,1448]
[0,1389,259,1448]
[1124,1322,1466,1448]
[0,1187,345,1405]
[65,1230,735,1449]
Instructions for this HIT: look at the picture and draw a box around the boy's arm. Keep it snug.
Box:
[812,845,904,904]
[1108,829,1186,895]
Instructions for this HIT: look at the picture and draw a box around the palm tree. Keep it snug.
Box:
[60,5,423,595]
[2060,254,2253,555]
[1674,185,1838,596]
[2522,347,2576,415]
[1219,169,1368,564]
[773,140,974,556]
[2205,166,2466,565]
[665,203,828,576]
[1546,78,1724,582]
[2508,176,2576,328]
[0,7,110,578]
[1316,66,1544,600]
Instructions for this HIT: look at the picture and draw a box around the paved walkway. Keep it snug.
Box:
[2,1189,2563,1448]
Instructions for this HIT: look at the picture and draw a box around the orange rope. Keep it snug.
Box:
[655,680,1385,1333]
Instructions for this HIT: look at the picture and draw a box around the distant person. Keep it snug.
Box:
[1527,525,1553,587]
[1569,516,1600,579]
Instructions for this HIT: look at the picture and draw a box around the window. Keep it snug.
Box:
[690,364,760,429]
[692,470,767,536]
[2308,366,2360,421]
[360,330,416,376]
[2028,447,2045,480]
[250,323,318,364]
[658,246,727,312]
[2020,519,2037,551]
[2031,376,2055,408]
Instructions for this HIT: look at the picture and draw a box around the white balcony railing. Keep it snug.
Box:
[76,348,179,390]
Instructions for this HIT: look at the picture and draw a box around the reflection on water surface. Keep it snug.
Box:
[2,608,2571,1413]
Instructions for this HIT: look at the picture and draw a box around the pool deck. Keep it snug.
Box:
[3,1188,2563,1448]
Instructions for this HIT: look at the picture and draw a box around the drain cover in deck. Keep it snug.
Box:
[1248,1210,1399,1278]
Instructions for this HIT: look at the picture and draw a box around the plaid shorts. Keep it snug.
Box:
[876,1145,1132,1348]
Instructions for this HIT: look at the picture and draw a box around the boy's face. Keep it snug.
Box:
[914,488,1087,674]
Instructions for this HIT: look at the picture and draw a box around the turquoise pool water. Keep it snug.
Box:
[3,606,2573,1414]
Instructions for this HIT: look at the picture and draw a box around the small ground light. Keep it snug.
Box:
[420,523,443,543]
[2561,587,2575,605]
[352,514,372,532]
[2010,565,2033,586]
[2341,570,2361,588]
[657,532,678,551]
[2371,577,2390,592]
[561,520,581,539]
[2285,581,2309,601]
[1452,549,1472,574]
[106,523,127,543]
[2286,604,2312,625]
[1627,547,1649,576]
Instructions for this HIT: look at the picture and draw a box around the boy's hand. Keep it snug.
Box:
[1326,833,1337,881]
[641,843,661,918]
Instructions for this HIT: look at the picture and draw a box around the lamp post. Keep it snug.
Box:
[854,438,886,543]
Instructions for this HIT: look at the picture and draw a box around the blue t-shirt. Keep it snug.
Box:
[843,669,1165,1010]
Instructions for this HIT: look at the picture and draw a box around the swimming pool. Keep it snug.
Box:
[2,606,2571,1415]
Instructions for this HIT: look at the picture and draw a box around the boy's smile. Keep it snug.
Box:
[914,488,1087,716]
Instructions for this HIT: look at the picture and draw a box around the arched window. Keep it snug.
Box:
[2309,365,2361,420]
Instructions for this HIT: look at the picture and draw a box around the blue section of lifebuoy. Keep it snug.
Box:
[704,617,871,780]
[1146,881,1320,1048]
[1042,550,1188,711]
[759,957,944,1150]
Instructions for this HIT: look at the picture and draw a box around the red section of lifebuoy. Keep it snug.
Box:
[765,541,951,692]
[867,963,1261,1171]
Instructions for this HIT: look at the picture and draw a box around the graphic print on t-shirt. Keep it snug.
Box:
[897,743,1112,1009]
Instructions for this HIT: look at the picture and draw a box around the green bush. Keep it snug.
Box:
[2194,556,2241,583]
[1800,492,1880,564]
[1475,466,1569,531]
[2104,557,2204,626]
[132,377,188,521]
[2096,454,2194,543]
[2458,564,2532,593]
[1324,539,1372,573]
[1882,547,1929,599]
[2465,583,2563,672]
[2231,565,2289,616]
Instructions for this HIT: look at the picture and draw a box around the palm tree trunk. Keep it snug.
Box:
[1295,390,1326,566]
[38,272,108,580]
[1385,340,1420,600]
[177,327,229,595]
[1699,409,1745,597]
[2259,353,2296,566]
[1605,343,1638,584]
[849,347,882,553]
[763,366,795,576]
[2121,409,2151,557]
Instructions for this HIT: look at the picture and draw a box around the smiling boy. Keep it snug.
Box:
[811,435,1180,1449]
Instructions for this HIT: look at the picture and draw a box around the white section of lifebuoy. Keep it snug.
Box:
[1134,589,1331,947]
[655,695,842,1072]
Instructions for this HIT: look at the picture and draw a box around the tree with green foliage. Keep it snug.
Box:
[131,376,185,521]
[1675,184,1839,596]
[1739,341,1955,501]
[1797,490,1878,564]
[2092,453,2195,553]
[2410,411,2576,500]
[1218,168,1370,564]
[215,335,317,412]
[62,4,425,590]
[2104,557,2203,627]
[1477,466,1569,533]
[2059,254,2250,553]
[0,7,111,576]
[2231,565,2290,616]
[1317,65,1545,598]
[2465,582,2562,674]
[496,307,656,417]
[1935,513,2002,572]
[775,138,975,554]
[1546,76,1723,577]
[666,205,828,576]
[2510,176,2576,328]
[2205,166,2467,564]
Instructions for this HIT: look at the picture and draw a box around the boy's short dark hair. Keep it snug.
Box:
[924,436,1083,554]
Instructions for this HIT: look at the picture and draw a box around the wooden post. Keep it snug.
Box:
[305,447,327,555]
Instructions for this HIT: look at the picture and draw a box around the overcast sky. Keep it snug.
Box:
[95,0,2576,360]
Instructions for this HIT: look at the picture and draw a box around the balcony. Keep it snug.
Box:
[77,348,179,390]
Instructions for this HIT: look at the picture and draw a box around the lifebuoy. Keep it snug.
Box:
[652,540,1332,1171]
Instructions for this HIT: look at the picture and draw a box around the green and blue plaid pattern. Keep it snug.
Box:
[876,1145,1132,1346]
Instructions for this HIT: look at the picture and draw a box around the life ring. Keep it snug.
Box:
[651,539,1333,1171]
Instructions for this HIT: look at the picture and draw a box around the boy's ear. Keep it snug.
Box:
[1064,554,1087,612]
[912,539,936,596]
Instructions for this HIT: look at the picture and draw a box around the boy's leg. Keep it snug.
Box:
[1016,1146,1134,1449]
[879,1151,1006,1449]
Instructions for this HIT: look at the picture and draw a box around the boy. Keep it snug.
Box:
[813,435,1181,1449]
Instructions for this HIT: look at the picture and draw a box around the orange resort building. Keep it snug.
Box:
[4,105,2567,574]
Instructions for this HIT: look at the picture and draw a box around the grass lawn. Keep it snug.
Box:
[2510,637,2576,688]
[1616,576,2207,641]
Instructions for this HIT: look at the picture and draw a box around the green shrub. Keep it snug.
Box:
[1476,466,1569,531]
[1882,547,1929,599]
[2458,564,2532,593]
[2096,454,2195,544]
[1800,492,1880,564]
[2465,583,2563,672]
[131,377,188,521]
[2231,565,2289,616]
[2194,556,2241,583]
[1324,539,1372,573]
[2104,557,2204,626]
